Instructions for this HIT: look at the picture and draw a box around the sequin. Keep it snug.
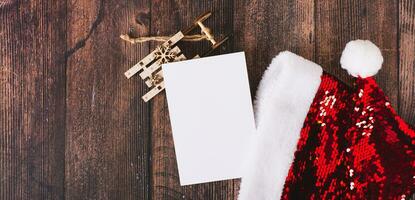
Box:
[350,182,355,190]
[349,169,354,177]
[281,73,415,199]
[358,89,364,98]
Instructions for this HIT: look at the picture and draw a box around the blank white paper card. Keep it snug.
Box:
[162,52,255,186]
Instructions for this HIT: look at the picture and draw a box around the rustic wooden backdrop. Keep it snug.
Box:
[1,0,414,199]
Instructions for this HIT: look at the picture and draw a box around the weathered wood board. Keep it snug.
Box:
[0,0,413,199]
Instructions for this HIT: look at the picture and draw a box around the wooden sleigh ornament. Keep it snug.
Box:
[124,12,229,102]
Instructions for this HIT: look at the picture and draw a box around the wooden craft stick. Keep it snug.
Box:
[139,46,182,79]
[142,82,165,102]
[124,32,184,78]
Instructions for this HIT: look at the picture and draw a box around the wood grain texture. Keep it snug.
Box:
[315,0,399,106]
[1,1,414,200]
[234,0,315,94]
[65,0,150,199]
[232,0,314,196]
[399,0,415,125]
[0,0,66,199]
[150,1,237,199]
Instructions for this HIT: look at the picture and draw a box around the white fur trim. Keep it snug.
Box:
[238,51,322,200]
[340,40,383,78]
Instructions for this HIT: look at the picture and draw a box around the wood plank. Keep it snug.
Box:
[399,0,415,125]
[315,0,399,106]
[234,0,315,93]
[65,0,151,199]
[0,1,412,200]
[0,0,66,199]
[150,1,236,199]
[233,0,315,197]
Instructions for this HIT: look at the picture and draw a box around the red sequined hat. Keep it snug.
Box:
[239,40,415,199]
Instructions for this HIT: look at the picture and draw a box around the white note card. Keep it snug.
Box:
[162,52,255,186]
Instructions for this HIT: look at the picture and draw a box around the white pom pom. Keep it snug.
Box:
[340,40,383,78]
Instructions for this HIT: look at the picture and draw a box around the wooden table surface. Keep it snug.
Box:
[1,0,414,199]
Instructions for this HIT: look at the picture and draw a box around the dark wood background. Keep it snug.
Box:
[1,0,414,199]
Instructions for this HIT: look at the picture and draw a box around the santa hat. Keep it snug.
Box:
[239,40,415,199]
